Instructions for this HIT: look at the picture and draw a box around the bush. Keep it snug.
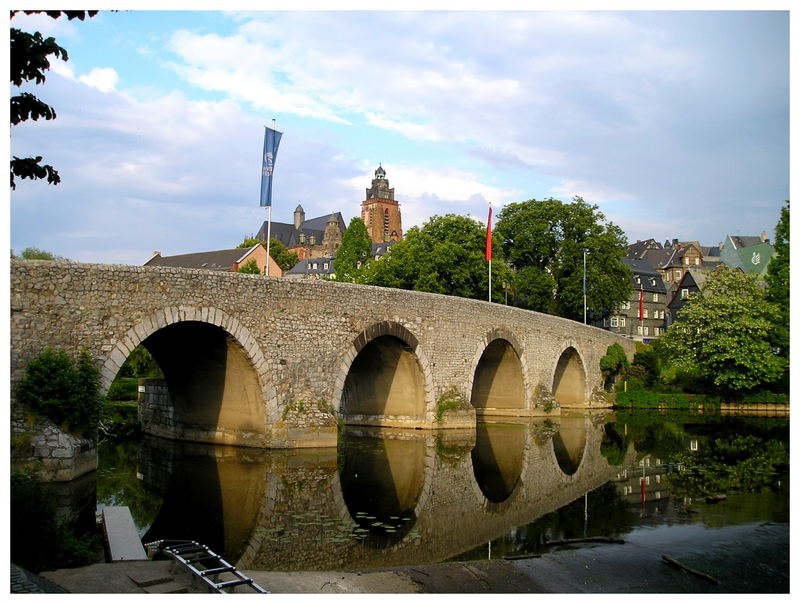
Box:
[15,348,103,435]
[10,467,98,572]
[600,343,630,390]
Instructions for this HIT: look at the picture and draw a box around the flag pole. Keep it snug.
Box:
[486,203,493,303]
[265,119,276,276]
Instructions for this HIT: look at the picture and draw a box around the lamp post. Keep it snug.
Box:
[583,248,588,324]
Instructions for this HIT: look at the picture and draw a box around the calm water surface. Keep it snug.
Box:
[96,409,788,571]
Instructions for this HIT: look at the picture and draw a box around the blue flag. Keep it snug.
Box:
[259,126,282,207]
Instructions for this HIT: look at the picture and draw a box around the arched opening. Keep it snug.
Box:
[338,431,425,548]
[552,347,586,406]
[471,424,525,504]
[471,339,525,412]
[341,335,426,421]
[552,415,588,475]
[137,321,266,444]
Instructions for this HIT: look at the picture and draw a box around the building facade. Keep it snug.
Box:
[361,165,403,244]
[596,258,667,341]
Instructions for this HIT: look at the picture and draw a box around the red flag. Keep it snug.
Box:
[485,206,492,261]
[638,286,644,321]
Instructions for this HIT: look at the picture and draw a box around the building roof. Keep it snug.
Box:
[727,234,767,249]
[144,245,260,271]
[623,258,666,293]
[285,256,336,277]
[626,238,662,260]
[256,212,346,249]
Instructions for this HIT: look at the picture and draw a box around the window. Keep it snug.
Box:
[603,317,608,326]
[644,326,649,336]
[637,326,643,335]
[675,270,682,280]
[684,257,690,265]
[694,257,700,265]
[654,327,660,336]
[620,317,626,327]
[610,317,619,327]
[681,288,689,299]
[621,301,631,310]
[323,262,329,270]
[653,293,659,302]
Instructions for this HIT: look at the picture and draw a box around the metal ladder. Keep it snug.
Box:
[145,539,269,594]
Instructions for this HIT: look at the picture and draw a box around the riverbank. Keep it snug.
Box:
[37,521,789,594]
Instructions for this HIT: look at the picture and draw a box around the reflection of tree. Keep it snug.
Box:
[666,434,788,499]
[96,439,162,533]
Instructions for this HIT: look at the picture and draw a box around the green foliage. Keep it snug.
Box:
[599,343,629,388]
[765,200,789,361]
[15,348,103,435]
[237,237,262,249]
[435,386,470,423]
[660,266,786,395]
[666,434,788,498]
[494,197,631,320]
[361,214,514,303]
[334,217,373,281]
[13,246,68,260]
[105,377,139,401]
[267,238,299,271]
[237,258,261,274]
[10,11,97,189]
[10,467,99,572]
[117,344,162,378]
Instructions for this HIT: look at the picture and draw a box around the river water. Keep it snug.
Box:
[95,408,788,579]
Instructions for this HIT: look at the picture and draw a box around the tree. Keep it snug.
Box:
[237,258,261,274]
[660,266,785,395]
[10,10,97,189]
[765,201,789,361]
[360,213,513,302]
[13,246,67,260]
[599,343,630,390]
[493,197,631,320]
[15,347,103,435]
[240,236,298,272]
[334,217,373,281]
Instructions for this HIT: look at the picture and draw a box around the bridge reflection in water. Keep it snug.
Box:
[136,410,631,571]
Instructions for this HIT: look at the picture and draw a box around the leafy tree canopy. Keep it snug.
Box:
[237,258,261,274]
[660,266,785,395]
[360,213,513,303]
[12,246,68,260]
[765,200,789,360]
[10,10,97,189]
[237,236,298,271]
[494,197,631,320]
[334,217,373,281]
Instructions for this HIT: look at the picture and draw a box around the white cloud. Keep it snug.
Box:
[78,67,119,92]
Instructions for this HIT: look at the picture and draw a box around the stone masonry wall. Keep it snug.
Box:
[10,260,636,449]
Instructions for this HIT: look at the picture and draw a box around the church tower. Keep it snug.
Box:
[361,165,403,243]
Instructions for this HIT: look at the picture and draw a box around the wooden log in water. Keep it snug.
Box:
[661,555,719,585]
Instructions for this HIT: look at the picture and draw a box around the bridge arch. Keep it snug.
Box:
[332,321,433,427]
[469,329,529,415]
[101,306,277,446]
[550,343,589,407]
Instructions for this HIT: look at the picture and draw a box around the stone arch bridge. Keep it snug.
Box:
[10,261,634,449]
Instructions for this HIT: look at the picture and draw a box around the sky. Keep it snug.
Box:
[7,6,791,265]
